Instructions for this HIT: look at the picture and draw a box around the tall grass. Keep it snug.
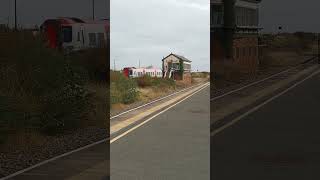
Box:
[68,48,108,82]
[0,31,93,141]
[136,75,175,88]
[191,72,210,78]
[263,32,315,53]
[110,71,138,104]
[110,72,176,105]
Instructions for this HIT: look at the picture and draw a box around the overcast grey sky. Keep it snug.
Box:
[111,0,210,72]
[0,0,109,27]
[260,0,320,33]
[2,0,319,71]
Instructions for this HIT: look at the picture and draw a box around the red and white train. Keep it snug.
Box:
[40,17,109,51]
[123,67,163,78]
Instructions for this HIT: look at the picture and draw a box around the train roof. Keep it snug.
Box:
[124,66,161,70]
[42,17,109,25]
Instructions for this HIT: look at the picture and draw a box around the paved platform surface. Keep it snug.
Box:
[111,86,210,180]
[211,71,320,179]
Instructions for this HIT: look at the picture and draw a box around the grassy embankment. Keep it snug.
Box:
[191,72,210,83]
[110,71,176,110]
[0,29,107,149]
[260,32,316,69]
[110,70,209,111]
[213,32,317,89]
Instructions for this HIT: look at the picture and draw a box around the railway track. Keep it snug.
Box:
[110,84,200,119]
[2,58,317,179]
[211,57,319,132]
[1,82,208,179]
[110,82,210,137]
[211,57,317,102]
[110,81,209,120]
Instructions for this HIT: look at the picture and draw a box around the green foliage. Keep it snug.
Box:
[110,71,138,104]
[0,31,92,137]
[69,48,108,82]
[110,72,176,105]
[179,60,184,76]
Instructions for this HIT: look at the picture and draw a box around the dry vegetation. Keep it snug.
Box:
[260,32,316,69]
[213,32,317,89]
[110,71,176,111]
[0,29,107,147]
[137,76,178,103]
[192,72,210,84]
[110,71,209,112]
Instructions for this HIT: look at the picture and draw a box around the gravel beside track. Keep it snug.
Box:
[0,127,107,178]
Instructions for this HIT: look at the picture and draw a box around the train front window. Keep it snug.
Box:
[129,70,133,75]
[62,26,72,43]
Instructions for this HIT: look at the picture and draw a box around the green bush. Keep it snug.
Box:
[110,71,138,104]
[0,31,91,136]
[69,48,108,82]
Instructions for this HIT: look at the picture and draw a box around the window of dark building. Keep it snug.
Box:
[236,7,258,27]
[212,5,224,26]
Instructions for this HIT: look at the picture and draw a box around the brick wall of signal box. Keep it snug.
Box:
[232,37,259,75]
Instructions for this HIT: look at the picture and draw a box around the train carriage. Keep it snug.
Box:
[123,67,162,78]
[40,17,109,51]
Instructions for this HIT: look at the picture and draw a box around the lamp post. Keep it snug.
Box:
[92,0,95,20]
[14,0,17,30]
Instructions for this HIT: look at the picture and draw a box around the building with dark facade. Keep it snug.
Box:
[211,0,262,80]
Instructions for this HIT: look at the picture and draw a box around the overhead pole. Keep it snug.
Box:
[14,0,17,30]
[92,0,95,20]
